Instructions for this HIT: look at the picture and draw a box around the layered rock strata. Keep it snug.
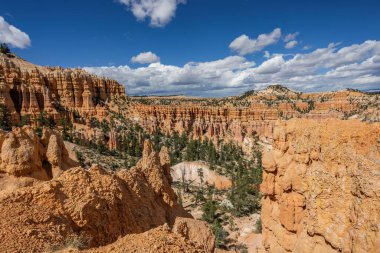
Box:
[260,119,380,253]
[129,88,378,152]
[0,54,125,123]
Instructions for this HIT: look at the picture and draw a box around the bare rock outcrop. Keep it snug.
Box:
[0,138,214,253]
[260,119,380,253]
[0,126,77,182]
[0,54,125,124]
[172,217,216,253]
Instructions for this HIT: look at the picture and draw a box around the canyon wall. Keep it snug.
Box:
[129,89,378,152]
[260,119,380,253]
[131,104,276,147]
[0,55,125,123]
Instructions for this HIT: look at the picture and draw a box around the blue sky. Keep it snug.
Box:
[1,0,380,96]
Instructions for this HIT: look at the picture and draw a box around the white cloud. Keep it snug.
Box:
[285,40,298,49]
[303,45,312,50]
[0,16,31,48]
[229,28,282,55]
[255,55,285,74]
[84,40,380,96]
[131,51,160,64]
[117,0,186,27]
[263,51,271,59]
[284,32,299,49]
[284,32,299,42]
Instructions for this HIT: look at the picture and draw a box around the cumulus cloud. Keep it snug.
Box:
[263,51,271,59]
[131,51,160,64]
[284,32,299,42]
[84,40,380,96]
[229,28,282,55]
[255,55,285,74]
[0,16,31,48]
[285,40,298,49]
[117,0,186,27]
[303,45,312,50]
[284,32,299,49]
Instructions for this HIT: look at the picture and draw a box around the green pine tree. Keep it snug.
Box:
[0,104,11,131]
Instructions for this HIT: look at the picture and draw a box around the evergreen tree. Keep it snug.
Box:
[134,141,141,157]
[202,199,217,223]
[207,139,217,165]
[197,167,204,187]
[195,189,205,205]
[75,150,86,167]
[0,43,10,54]
[36,111,56,129]
[18,114,31,127]
[212,220,228,248]
[60,118,73,141]
[152,130,162,151]
[90,117,100,128]
[96,141,107,154]
[202,187,217,223]
[0,104,11,131]
[100,119,110,134]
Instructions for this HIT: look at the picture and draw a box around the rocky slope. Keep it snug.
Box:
[0,53,125,124]
[0,127,214,253]
[60,222,213,253]
[260,119,380,253]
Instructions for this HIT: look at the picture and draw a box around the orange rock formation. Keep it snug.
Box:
[0,126,77,183]
[129,88,378,154]
[260,119,380,253]
[0,128,214,253]
[0,54,125,123]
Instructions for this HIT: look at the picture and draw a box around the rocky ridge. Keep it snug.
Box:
[0,54,125,124]
[0,127,214,253]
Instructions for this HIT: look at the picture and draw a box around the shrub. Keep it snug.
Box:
[0,43,10,54]
[75,150,86,168]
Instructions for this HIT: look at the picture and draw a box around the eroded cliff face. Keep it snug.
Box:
[129,88,378,153]
[0,54,125,123]
[260,119,380,253]
[131,104,276,146]
[0,128,214,253]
